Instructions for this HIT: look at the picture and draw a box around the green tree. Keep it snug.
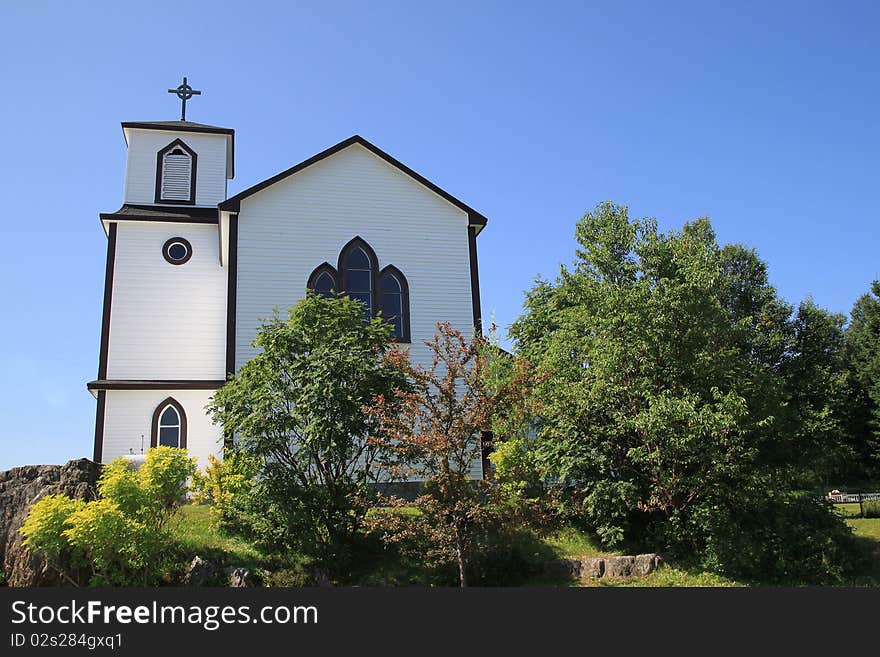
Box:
[782,299,853,483]
[207,293,406,575]
[844,280,880,477]
[510,201,858,581]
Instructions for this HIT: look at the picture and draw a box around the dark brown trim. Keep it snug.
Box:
[150,397,188,449]
[378,264,412,343]
[93,390,106,462]
[87,380,226,391]
[219,135,488,226]
[162,236,193,265]
[306,261,339,292]
[468,225,483,333]
[99,204,219,225]
[100,214,218,225]
[225,213,239,378]
[122,121,234,136]
[97,223,117,380]
[155,138,197,205]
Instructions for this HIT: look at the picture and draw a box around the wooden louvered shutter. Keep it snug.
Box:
[161,149,193,201]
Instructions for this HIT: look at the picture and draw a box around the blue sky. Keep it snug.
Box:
[1,1,878,469]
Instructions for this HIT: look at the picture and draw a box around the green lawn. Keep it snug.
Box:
[167,504,269,567]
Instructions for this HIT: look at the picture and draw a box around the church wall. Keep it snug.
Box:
[234,144,482,479]
[101,389,222,469]
[106,221,226,380]
[123,129,228,206]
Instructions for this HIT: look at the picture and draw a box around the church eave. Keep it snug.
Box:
[87,380,227,391]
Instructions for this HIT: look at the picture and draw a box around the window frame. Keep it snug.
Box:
[150,397,188,449]
[162,236,193,265]
[306,262,339,297]
[154,138,198,205]
[378,264,411,343]
[307,237,411,343]
[337,236,380,320]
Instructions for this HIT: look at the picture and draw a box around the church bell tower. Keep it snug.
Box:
[88,78,234,469]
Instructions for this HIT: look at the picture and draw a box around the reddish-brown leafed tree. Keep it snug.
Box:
[367,322,541,586]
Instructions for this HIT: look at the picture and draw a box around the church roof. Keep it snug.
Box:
[218,135,488,230]
[99,204,219,225]
[120,120,234,135]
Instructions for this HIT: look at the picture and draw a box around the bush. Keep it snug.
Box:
[191,452,258,533]
[863,499,880,518]
[662,489,864,584]
[98,447,195,531]
[20,495,85,564]
[20,447,196,586]
[63,500,163,586]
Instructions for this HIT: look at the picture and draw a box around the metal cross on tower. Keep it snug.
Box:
[167,77,201,121]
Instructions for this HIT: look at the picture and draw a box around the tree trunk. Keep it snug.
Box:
[456,543,467,587]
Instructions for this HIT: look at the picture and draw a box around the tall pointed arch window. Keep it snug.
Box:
[150,397,188,449]
[338,237,378,321]
[379,265,411,342]
[155,139,197,204]
[308,237,410,341]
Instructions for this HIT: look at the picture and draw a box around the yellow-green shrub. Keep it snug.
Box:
[20,447,196,585]
[99,447,196,530]
[20,495,85,563]
[191,451,257,533]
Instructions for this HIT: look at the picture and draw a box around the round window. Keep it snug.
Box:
[162,237,192,265]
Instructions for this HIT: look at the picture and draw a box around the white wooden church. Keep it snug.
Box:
[88,83,487,473]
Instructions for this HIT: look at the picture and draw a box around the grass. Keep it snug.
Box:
[166,505,269,568]
[542,525,614,558]
[167,504,880,587]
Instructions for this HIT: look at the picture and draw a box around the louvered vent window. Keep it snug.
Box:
[161,148,193,201]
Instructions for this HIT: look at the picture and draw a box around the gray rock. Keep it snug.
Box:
[580,557,605,579]
[223,566,253,587]
[603,556,636,578]
[0,459,101,587]
[183,556,216,586]
[543,558,582,580]
[633,553,662,577]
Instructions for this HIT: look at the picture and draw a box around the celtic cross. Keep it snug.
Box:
[167,77,201,121]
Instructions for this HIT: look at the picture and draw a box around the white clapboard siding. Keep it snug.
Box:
[160,152,193,200]
[106,222,226,379]
[123,129,227,206]
[235,143,482,478]
[102,389,223,469]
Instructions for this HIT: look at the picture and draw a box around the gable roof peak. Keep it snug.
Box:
[219,134,487,229]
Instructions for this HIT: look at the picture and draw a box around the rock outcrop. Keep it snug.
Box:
[0,459,101,586]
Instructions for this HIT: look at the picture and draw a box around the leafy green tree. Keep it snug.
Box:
[510,201,859,581]
[207,293,406,575]
[843,281,880,478]
[782,299,853,483]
